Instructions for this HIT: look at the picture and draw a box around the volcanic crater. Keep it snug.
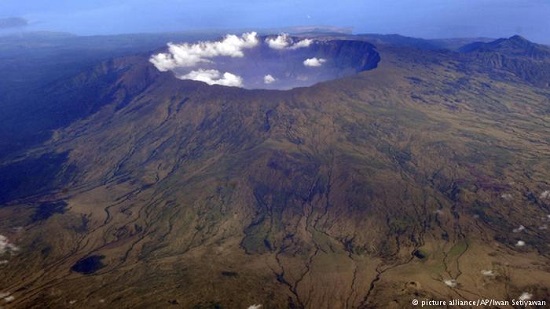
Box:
[150,33,381,90]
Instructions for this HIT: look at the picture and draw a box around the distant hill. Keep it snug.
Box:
[459,35,550,59]
[356,33,442,50]
[459,35,550,87]
[346,34,496,51]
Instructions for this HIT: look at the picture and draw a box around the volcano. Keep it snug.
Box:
[0,33,550,308]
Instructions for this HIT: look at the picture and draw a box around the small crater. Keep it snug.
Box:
[221,271,238,278]
[413,249,427,259]
[71,255,106,274]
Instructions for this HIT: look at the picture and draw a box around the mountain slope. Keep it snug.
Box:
[459,35,550,87]
[1,38,550,308]
[0,31,231,160]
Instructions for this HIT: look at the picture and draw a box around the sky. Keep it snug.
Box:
[1,0,550,43]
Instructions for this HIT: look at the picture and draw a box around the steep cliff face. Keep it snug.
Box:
[1,36,550,308]
[309,39,381,71]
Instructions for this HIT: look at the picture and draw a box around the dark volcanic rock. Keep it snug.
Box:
[31,201,67,222]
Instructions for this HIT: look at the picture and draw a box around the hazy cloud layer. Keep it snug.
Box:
[179,69,243,87]
[0,17,27,29]
[150,32,259,71]
[303,57,326,67]
[3,1,550,44]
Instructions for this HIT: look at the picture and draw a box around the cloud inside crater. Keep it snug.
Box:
[263,74,276,84]
[148,31,371,90]
[178,69,243,87]
[265,33,312,50]
[150,32,259,71]
[265,34,289,49]
[304,57,326,67]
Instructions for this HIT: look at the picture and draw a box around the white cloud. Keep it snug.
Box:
[291,38,313,49]
[266,34,290,49]
[516,240,526,247]
[265,34,313,50]
[0,291,13,303]
[178,69,243,87]
[513,225,525,233]
[303,57,326,67]
[150,32,321,89]
[264,74,276,84]
[150,32,259,71]
[481,270,495,276]
[443,279,457,287]
[248,305,262,309]
[501,193,512,200]
[519,292,532,301]
[0,235,18,255]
